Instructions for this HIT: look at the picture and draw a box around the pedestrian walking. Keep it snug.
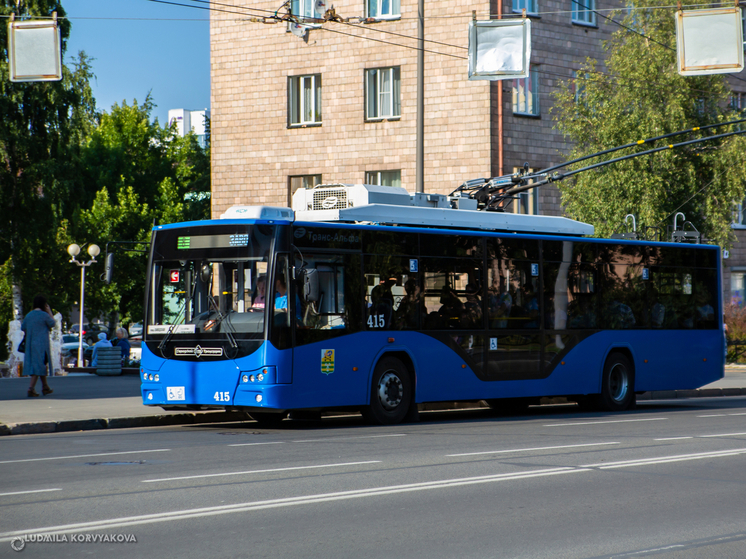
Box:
[21,294,55,397]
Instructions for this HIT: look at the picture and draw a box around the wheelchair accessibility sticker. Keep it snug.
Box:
[321,349,335,375]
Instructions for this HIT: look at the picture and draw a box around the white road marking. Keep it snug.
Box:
[698,432,746,438]
[228,442,285,447]
[545,418,667,427]
[447,442,619,457]
[142,460,382,483]
[0,467,586,539]
[293,434,407,443]
[697,414,727,418]
[0,449,171,465]
[728,413,746,416]
[0,488,62,497]
[6,443,746,539]
[654,437,693,441]
[581,448,746,469]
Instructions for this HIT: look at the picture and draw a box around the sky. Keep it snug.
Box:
[63,0,210,126]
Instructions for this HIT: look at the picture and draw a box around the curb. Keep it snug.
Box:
[0,411,248,436]
[1,388,745,437]
[637,387,746,400]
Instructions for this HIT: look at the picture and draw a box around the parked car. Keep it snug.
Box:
[128,322,143,337]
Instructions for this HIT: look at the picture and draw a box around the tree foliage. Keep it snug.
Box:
[551,0,746,246]
[0,1,211,359]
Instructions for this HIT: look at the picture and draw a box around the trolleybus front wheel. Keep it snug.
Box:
[363,357,412,425]
[600,352,635,412]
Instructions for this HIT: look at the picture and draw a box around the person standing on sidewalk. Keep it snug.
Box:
[21,294,55,397]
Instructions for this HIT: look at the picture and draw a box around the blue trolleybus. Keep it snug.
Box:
[140,184,724,424]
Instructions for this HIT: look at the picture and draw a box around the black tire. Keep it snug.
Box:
[600,352,635,411]
[363,357,412,425]
[250,411,287,428]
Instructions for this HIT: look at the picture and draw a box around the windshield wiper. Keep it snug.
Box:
[204,293,238,349]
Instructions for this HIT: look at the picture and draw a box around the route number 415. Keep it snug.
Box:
[213,391,230,402]
[367,314,386,328]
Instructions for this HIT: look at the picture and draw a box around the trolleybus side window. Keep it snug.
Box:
[294,252,363,344]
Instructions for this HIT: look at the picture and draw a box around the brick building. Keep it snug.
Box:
[209,0,746,307]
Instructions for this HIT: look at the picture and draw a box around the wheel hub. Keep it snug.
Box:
[609,363,629,403]
[378,371,403,411]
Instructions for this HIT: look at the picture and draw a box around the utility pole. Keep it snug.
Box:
[415,0,424,193]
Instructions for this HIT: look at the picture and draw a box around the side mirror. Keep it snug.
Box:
[200,263,212,283]
[301,268,319,302]
[103,252,114,284]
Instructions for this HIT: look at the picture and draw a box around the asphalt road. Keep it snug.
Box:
[2,398,746,559]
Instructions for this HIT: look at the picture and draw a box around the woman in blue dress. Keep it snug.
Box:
[21,294,56,397]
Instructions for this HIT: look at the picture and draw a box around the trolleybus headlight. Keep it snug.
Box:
[143,372,147,380]
[242,375,249,383]
[154,374,159,382]
[257,373,264,382]
[147,393,153,400]
[249,375,256,382]
[256,395,263,403]
[148,374,154,381]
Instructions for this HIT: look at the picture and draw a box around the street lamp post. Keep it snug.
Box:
[67,243,100,367]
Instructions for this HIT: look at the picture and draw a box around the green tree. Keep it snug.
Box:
[64,100,210,329]
[0,1,98,359]
[551,0,746,246]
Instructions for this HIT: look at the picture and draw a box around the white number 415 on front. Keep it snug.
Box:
[213,391,230,402]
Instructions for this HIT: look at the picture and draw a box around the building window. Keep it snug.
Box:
[731,92,745,112]
[289,75,322,126]
[731,269,746,306]
[733,198,746,227]
[511,167,539,215]
[512,68,539,116]
[291,0,323,20]
[289,174,322,205]
[365,67,401,120]
[571,70,587,104]
[366,170,401,187]
[512,0,537,15]
[367,0,400,19]
[572,0,596,26]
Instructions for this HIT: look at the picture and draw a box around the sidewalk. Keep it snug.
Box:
[1,368,745,436]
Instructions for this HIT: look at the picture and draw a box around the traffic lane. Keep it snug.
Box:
[3,448,746,559]
[3,400,746,494]
[4,420,746,535]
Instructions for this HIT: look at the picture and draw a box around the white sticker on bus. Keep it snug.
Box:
[167,387,185,401]
[173,324,196,334]
[148,325,172,334]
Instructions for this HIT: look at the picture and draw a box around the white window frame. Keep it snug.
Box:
[572,0,596,26]
[289,174,322,204]
[511,167,539,215]
[366,0,401,20]
[512,0,538,16]
[365,67,401,120]
[733,198,746,228]
[366,170,401,187]
[512,68,540,116]
[289,74,322,126]
[291,0,323,23]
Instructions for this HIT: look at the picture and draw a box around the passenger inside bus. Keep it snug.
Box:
[252,276,266,309]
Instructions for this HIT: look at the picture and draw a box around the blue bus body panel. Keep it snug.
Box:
[142,328,724,409]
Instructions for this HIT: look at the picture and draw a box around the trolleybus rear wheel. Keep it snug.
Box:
[600,352,635,412]
[363,357,412,425]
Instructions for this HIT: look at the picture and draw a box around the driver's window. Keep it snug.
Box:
[270,254,291,349]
